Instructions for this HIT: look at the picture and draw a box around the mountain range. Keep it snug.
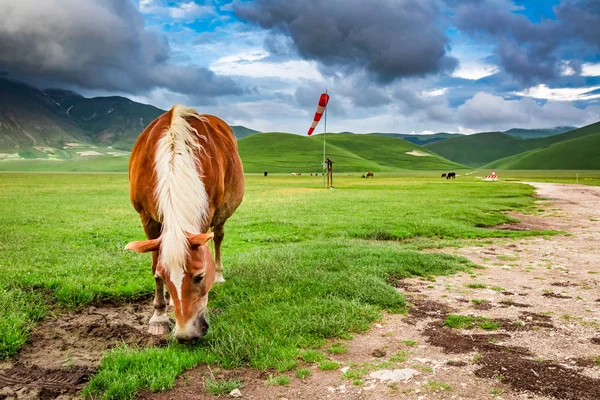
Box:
[0,76,598,172]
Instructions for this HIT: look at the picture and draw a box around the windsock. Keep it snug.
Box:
[307,93,330,135]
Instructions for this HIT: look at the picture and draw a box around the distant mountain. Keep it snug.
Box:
[373,132,462,146]
[0,78,89,152]
[425,121,600,167]
[44,90,164,150]
[503,126,576,139]
[231,125,261,139]
[486,132,600,170]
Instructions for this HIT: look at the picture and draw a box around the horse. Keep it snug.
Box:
[441,173,447,178]
[446,172,456,179]
[365,171,374,178]
[125,105,244,343]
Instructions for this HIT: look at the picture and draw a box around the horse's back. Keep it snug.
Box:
[129,108,244,230]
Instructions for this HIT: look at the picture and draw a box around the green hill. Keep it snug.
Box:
[238,132,465,173]
[373,132,462,146]
[425,121,600,167]
[424,132,531,167]
[524,121,600,149]
[503,126,575,139]
[484,132,600,170]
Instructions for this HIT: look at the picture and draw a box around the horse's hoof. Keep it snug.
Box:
[215,273,226,283]
[148,322,170,336]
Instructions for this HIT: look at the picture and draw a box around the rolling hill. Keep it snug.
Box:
[484,132,600,170]
[503,126,576,139]
[238,132,466,173]
[372,132,462,146]
[425,122,600,167]
[424,132,531,167]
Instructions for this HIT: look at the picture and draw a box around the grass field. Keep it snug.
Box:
[426,121,600,168]
[0,133,465,173]
[485,133,600,170]
[0,172,556,398]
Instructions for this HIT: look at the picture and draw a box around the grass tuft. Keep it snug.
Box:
[319,360,341,371]
[203,378,243,396]
[443,315,501,330]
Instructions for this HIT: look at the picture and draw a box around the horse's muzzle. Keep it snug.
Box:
[175,313,209,344]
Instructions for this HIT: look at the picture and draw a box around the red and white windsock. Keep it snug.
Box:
[307,93,330,135]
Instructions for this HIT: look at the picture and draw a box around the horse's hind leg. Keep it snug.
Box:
[144,217,170,335]
[214,223,226,283]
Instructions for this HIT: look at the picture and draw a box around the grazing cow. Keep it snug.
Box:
[264,171,268,177]
[126,105,244,343]
[441,173,447,178]
[446,172,456,179]
[365,171,374,178]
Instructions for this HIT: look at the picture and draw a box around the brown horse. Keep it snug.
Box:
[125,105,244,343]
[365,171,374,178]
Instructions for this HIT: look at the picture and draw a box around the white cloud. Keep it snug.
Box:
[582,63,600,77]
[513,84,600,102]
[210,51,323,81]
[140,0,215,21]
[452,62,498,80]
[457,92,600,131]
[421,88,448,97]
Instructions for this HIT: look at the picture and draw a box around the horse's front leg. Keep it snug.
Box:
[148,251,170,335]
[214,223,226,283]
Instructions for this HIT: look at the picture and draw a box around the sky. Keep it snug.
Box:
[1,0,599,134]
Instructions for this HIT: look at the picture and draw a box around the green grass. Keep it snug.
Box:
[295,368,311,379]
[425,132,532,167]
[301,350,326,364]
[0,173,553,398]
[401,340,417,347]
[466,283,487,289]
[327,342,348,355]
[237,132,466,173]
[319,360,341,371]
[485,132,600,170]
[443,315,501,330]
[265,374,290,386]
[203,378,243,395]
[426,121,600,168]
[426,381,452,391]
[389,351,407,362]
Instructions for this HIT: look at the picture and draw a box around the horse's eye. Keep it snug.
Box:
[193,274,204,284]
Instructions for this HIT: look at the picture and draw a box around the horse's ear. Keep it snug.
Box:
[125,238,161,253]
[187,232,214,248]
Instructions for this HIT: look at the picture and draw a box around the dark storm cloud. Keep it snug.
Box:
[0,0,241,96]
[234,0,458,83]
[450,0,600,84]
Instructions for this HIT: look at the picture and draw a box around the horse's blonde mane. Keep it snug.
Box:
[155,105,209,272]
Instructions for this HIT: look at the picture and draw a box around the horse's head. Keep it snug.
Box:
[125,232,216,344]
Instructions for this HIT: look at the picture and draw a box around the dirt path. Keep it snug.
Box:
[1,183,599,400]
[142,183,600,400]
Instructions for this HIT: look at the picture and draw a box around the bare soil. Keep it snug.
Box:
[2,182,600,400]
[0,301,167,399]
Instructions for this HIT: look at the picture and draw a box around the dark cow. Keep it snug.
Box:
[446,172,456,179]
[441,173,447,178]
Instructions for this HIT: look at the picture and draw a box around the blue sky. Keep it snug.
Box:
[1,0,599,134]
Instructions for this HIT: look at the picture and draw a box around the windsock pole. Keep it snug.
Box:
[323,90,328,188]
